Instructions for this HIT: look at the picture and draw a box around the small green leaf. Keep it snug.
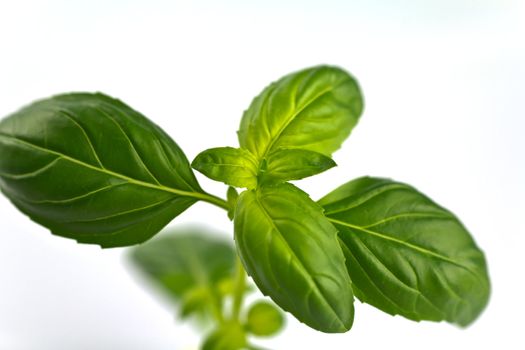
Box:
[202,321,247,350]
[130,227,236,321]
[246,301,285,337]
[227,186,239,204]
[0,93,203,247]
[238,65,363,160]
[234,183,354,333]
[226,186,239,220]
[192,147,258,189]
[320,177,491,327]
[262,148,336,183]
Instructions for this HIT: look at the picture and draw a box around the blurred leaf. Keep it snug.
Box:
[216,277,255,299]
[130,226,236,320]
[246,301,285,337]
[202,321,247,350]
[216,277,235,297]
[179,286,210,319]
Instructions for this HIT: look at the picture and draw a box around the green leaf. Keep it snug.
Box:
[261,148,336,183]
[227,186,240,204]
[0,93,205,247]
[202,321,247,350]
[226,186,240,220]
[179,286,210,319]
[234,183,354,333]
[130,226,236,321]
[238,65,363,160]
[246,301,285,337]
[319,177,491,327]
[192,147,258,189]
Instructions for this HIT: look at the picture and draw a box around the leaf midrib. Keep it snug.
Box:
[338,240,414,316]
[254,190,347,331]
[0,133,207,202]
[259,77,349,160]
[328,217,480,276]
[323,184,409,215]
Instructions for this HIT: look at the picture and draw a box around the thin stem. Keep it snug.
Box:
[193,189,233,325]
[194,191,230,211]
[246,344,271,350]
[231,255,247,321]
[209,291,225,325]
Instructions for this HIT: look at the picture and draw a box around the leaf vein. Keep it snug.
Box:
[255,192,346,329]
[329,218,467,268]
[69,198,182,237]
[360,213,452,229]
[57,109,105,168]
[0,157,60,179]
[338,239,406,314]
[5,183,127,204]
[0,133,206,201]
[324,184,409,215]
[93,105,162,186]
[261,77,350,158]
[63,197,173,223]
[329,218,484,283]
[352,233,445,317]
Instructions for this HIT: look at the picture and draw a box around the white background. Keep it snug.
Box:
[0,0,524,349]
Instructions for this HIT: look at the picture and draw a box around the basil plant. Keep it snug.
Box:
[0,66,490,348]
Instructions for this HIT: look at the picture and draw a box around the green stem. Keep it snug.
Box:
[194,188,236,325]
[247,344,271,350]
[190,188,232,324]
[209,292,225,325]
[231,255,247,321]
[195,191,230,211]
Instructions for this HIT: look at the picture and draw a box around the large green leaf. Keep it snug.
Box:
[0,93,203,247]
[234,183,354,333]
[130,227,236,320]
[238,66,363,172]
[319,177,490,327]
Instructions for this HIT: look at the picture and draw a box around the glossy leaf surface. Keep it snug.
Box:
[192,147,258,189]
[0,93,202,247]
[238,65,363,160]
[130,227,235,320]
[320,177,490,326]
[262,148,336,183]
[234,183,354,333]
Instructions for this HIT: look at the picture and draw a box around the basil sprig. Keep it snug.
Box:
[0,66,490,339]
